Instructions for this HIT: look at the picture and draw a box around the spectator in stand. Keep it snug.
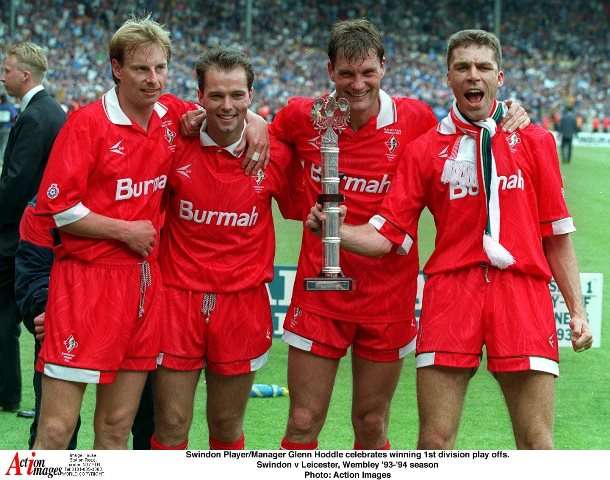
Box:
[4,1,607,124]
[591,117,599,132]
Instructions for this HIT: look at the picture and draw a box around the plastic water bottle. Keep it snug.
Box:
[249,384,289,398]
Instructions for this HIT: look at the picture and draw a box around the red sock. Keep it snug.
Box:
[353,439,391,450]
[281,438,318,450]
[150,434,188,450]
[209,432,245,450]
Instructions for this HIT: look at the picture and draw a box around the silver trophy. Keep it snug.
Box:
[304,96,353,291]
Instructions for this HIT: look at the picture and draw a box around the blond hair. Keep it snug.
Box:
[109,16,171,83]
[5,42,48,82]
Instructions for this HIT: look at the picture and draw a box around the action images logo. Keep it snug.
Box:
[4,452,64,478]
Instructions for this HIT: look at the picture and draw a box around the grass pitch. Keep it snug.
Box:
[1,146,608,449]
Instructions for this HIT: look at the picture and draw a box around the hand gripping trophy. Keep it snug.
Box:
[304,96,353,291]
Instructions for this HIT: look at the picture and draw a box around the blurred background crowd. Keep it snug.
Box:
[1,0,608,129]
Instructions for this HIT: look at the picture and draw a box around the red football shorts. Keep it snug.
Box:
[37,258,163,384]
[416,265,559,375]
[158,284,272,375]
[282,304,416,362]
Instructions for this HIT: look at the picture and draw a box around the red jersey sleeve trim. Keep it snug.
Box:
[540,217,575,237]
[53,202,91,227]
[369,214,413,255]
[551,217,575,234]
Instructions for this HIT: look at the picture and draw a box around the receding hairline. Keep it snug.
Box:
[446,29,502,69]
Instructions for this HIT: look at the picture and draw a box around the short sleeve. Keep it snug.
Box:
[35,112,95,227]
[373,136,430,254]
[531,130,575,237]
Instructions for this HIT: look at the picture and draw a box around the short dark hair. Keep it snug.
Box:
[327,19,384,65]
[446,29,502,69]
[195,47,254,91]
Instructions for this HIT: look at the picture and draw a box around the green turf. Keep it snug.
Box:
[1,146,608,449]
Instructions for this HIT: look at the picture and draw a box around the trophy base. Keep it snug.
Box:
[304,276,353,291]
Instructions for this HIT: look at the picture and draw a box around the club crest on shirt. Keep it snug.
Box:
[46,183,60,200]
[507,132,520,152]
[385,134,400,161]
[252,168,265,193]
[165,127,177,151]
[385,135,399,154]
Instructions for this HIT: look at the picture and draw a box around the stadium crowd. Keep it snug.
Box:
[0,0,608,125]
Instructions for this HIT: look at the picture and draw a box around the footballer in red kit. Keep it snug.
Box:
[152,47,302,451]
[273,92,435,326]
[35,86,179,380]
[376,103,572,372]
[323,29,592,450]
[269,20,438,451]
[32,18,178,450]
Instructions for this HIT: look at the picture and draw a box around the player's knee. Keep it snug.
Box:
[288,406,320,436]
[208,411,243,440]
[517,428,553,450]
[94,410,134,448]
[417,427,456,450]
[36,417,76,449]
[155,405,191,440]
[352,410,386,441]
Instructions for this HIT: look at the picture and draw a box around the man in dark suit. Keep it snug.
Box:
[0,42,66,414]
[558,105,577,164]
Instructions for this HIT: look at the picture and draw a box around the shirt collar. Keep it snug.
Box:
[376,89,397,129]
[101,87,168,125]
[20,85,44,111]
[199,119,247,157]
[329,89,396,129]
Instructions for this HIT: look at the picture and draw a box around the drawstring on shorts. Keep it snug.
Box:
[201,293,217,322]
[138,261,152,318]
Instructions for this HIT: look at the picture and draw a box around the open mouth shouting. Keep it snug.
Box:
[464,89,484,106]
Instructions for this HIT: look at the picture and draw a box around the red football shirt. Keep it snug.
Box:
[159,127,303,292]
[36,89,187,264]
[270,91,437,323]
[375,124,573,280]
